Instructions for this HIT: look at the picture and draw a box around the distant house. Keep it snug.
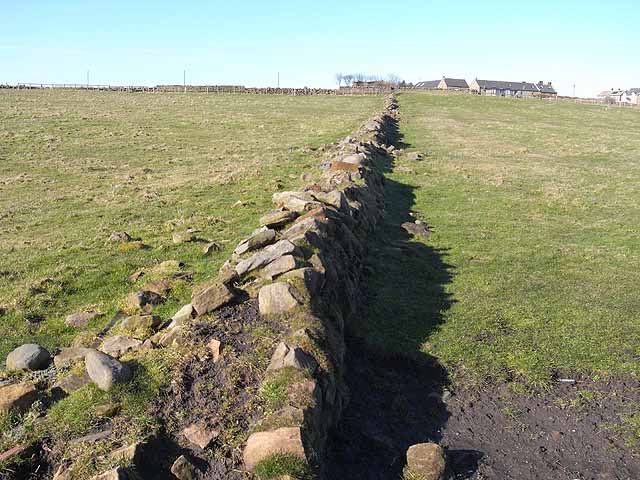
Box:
[415,77,469,90]
[469,79,557,97]
[599,88,640,105]
[414,80,441,90]
[438,77,469,90]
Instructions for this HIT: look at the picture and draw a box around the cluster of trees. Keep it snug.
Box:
[335,73,406,87]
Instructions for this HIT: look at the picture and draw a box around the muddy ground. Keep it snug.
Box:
[325,338,640,480]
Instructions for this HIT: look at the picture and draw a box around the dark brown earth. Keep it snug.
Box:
[145,300,283,480]
[325,338,640,480]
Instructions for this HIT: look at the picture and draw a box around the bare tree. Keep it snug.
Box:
[387,73,403,86]
[343,74,354,87]
[335,73,343,87]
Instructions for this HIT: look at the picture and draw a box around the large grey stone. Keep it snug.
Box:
[243,427,305,471]
[258,282,301,315]
[235,240,296,276]
[266,342,318,374]
[191,281,235,316]
[260,255,298,280]
[312,190,348,211]
[100,335,143,358]
[85,350,131,391]
[6,344,51,371]
[171,303,194,324]
[405,443,446,480]
[0,382,38,414]
[234,226,277,255]
[65,311,101,328]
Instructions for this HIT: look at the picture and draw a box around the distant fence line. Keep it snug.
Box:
[0,83,395,96]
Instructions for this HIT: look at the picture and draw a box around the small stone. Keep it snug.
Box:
[182,423,218,449]
[191,281,236,316]
[260,255,297,280]
[0,382,38,414]
[125,290,165,311]
[128,268,145,283]
[56,371,91,393]
[235,240,297,276]
[406,151,424,161]
[143,278,173,295]
[100,335,143,358]
[203,241,222,255]
[65,310,101,328]
[401,221,430,238]
[207,338,222,362]
[235,227,277,255]
[94,402,120,417]
[330,161,360,172]
[405,443,446,480]
[258,283,301,315]
[85,350,131,391]
[110,441,143,463]
[172,230,195,244]
[244,427,305,471]
[171,455,198,480]
[342,153,367,165]
[120,314,162,337]
[266,342,318,374]
[157,325,188,347]
[91,467,128,480]
[171,304,194,325]
[6,344,51,371]
[550,430,563,441]
[260,210,298,228]
[53,347,92,368]
[108,232,132,243]
[272,191,321,212]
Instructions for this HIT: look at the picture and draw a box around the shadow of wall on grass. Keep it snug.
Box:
[324,129,482,479]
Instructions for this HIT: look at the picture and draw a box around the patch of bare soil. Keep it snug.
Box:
[325,339,640,480]
[144,301,282,480]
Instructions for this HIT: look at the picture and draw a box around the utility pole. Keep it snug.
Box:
[573,84,576,98]
[183,70,186,93]
[277,72,280,89]
[87,69,90,88]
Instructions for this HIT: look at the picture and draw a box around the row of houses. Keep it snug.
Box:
[415,76,558,98]
[597,88,640,105]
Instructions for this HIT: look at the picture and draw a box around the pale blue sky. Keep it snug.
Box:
[1,0,637,97]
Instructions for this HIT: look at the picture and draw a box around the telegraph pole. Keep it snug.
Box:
[183,70,186,93]
[573,83,576,98]
[87,69,90,88]
[277,72,280,89]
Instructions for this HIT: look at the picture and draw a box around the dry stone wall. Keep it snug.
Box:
[181,94,401,475]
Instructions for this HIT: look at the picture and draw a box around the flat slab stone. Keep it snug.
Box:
[258,283,301,315]
[191,281,235,316]
[244,427,305,471]
[235,240,296,276]
[0,382,38,414]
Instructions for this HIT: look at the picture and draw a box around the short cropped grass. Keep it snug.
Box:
[0,90,379,474]
[0,90,379,359]
[364,92,640,387]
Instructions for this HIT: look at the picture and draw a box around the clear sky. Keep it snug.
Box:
[1,0,638,97]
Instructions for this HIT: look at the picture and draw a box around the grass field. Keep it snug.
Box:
[365,92,640,387]
[0,90,380,475]
[0,90,380,360]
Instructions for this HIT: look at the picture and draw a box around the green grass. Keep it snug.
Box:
[253,452,312,479]
[363,92,640,387]
[0,90,380,475]
[0,90,379,359]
